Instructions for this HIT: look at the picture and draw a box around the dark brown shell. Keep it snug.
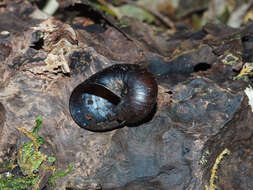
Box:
[69,64,158,132]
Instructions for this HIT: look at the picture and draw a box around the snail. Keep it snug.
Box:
[69,64,158,132]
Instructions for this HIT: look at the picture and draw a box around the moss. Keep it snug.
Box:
[200,150,210,165]
[49,163,73,187]
[0,117,72,190]
[0,175,39,190]
[221,53,239,65]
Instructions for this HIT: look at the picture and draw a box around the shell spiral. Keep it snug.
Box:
[69,64,158,132]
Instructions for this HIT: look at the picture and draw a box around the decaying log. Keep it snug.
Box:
[1,1,253,190]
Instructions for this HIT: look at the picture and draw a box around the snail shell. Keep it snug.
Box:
[69,64,158,132]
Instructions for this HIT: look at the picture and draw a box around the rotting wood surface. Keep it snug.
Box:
[0,1,253,190]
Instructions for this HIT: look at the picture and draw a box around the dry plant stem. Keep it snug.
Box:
[17,128,39,151]
[205,148,231,190]
[120,0,176,30]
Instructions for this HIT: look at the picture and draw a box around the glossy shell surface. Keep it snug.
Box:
[69,64,158,132]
